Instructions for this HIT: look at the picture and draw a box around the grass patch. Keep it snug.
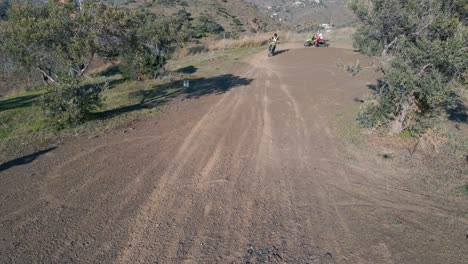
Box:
[0,76,180,162]
[462,184,468,195]
[0,90,47,140]
[400,130,418,138]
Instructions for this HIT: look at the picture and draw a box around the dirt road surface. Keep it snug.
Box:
[1,47,467,263]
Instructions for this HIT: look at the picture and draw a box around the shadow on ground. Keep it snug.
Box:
[448,99,467,123]
[99,65,123,77]
[176,65,198,75]
[0,94,41,112]
[0,146,57,172]
[94,73,253,120]
[367,80,386,92]
[273,49,290,56]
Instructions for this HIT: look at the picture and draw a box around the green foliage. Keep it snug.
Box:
[0,1,182,125]
[357,95,394,129]
[41,77,104,127]
[174,9,194,41]
[191,15,224,38]
[120,14,181,79]
[0,1,141,79]
[0,0,9,20]
[350,0,468,134]
[233,17,243,26]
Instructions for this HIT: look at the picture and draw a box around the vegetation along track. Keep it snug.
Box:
[0,47,467,263]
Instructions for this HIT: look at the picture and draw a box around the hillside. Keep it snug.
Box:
[124,0,281,34]
[246,0,355,30]
[119,0,355,34]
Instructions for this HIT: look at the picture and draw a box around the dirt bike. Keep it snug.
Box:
[304,38,329,47]
[268,39,279,57]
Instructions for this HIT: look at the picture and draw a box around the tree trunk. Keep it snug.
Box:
[79,55,94,77]
[39,68,57,85]
[389,100,411,135]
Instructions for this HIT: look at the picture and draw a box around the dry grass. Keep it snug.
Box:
[177,31,308,57]
[208,31,306,50]
[177,33,274,58]
[174,27,357,64]
[209,34,270,50]
[177,28,355,58]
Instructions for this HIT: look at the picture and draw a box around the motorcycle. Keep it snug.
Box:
[304,37,329,47]
[268,39,279,57]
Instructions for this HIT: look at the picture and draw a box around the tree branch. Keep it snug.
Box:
[382,36,399,57]
[418,63,433,75]
[79,54,95,77]
[38,68,57,84]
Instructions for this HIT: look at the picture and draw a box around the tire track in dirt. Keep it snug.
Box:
[115,63,260,263]
[2,47,467,264]
[181,66,271,261]
[265,56,348,261]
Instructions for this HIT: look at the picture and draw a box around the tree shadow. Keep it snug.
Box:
[99,65,123,77]
[185,74,253,98]
[0,94,41,112]
[447,99,467,123]
[176,65,198,74]
[367,79,386,92]
[0,146,57,172]
[93,74,253,120]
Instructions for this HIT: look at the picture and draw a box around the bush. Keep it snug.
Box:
[119,15,181,79]
[1,1,181,125]
[192,15,224,38]
[41,78,104,127]
[357,96,394,129]
[350,0,468,134]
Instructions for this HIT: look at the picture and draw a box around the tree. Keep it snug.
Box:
[0,0,180,125]
[350,0,468,134]
[191,15,224,38]
[119,12,183,79]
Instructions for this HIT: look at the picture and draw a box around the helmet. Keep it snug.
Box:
[274,33,277,37]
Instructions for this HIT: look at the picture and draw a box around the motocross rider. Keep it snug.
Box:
[271,33,279,45]
[270,33,279,52]
[316,31,323,45]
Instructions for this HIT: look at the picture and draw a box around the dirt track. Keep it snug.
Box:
[1,47,467,263]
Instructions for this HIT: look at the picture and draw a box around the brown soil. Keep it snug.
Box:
[1,47,467,264]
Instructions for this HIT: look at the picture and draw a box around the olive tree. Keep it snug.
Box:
[350,0,467,134]
[0,0,180,125]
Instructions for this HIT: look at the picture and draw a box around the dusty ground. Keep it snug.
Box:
[0,47,467,264]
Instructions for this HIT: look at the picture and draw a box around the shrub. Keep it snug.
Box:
[192,15,224,38]
[1,1,181,124]
[350,0,468,134]
[41,78,105,127]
